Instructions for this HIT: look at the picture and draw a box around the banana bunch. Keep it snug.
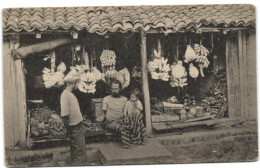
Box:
[105,69,118,79]
[193,44,210,77]
[148,57,170,73]
[100,50,116,68]
[193,44,209,57]
[77,81,96,94]
[80,71,96,83]
[151,72,170,81]
[148,57,170,81]
[169,75,188,88]
[195,56,210,68]
[42,62,66,89]
[92,67,102,81]
[170,61,187,88]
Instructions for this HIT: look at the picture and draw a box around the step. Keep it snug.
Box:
[98,139,173,165]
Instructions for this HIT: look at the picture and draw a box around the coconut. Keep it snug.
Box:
[190,107,197,116]
[180,114,187,121]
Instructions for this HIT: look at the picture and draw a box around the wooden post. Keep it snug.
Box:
[238,31,246,118]
[140,30,152,135]
[50,51,56,73]
[226,32,241,118]
[4,34,27,147]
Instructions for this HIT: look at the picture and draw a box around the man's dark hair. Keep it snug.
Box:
[110,79,122,90]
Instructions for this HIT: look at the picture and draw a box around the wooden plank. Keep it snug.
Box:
[183,115,216,123]
[140,30,152,135]
[217,102,228,119]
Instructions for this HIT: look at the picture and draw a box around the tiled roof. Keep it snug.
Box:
[3,5,255,35]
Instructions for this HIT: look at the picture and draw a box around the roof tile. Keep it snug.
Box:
[3,5,255,34]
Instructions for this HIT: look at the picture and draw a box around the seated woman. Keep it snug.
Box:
[97,79,146,148]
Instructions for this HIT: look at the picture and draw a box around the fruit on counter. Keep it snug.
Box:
[189,63,199,78]
[190,107,197,116]
[187,112,194,119]
[31,126,40,136]
[184,45,197,63]
[180,109,187,115]
[180,114,188,121]
[168,96,177,103]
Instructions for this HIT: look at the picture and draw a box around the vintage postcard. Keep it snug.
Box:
[2,4,257,167]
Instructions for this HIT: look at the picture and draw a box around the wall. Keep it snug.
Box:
[3,39,27,147]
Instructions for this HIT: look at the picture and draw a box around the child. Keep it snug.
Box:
[124,88,143,117]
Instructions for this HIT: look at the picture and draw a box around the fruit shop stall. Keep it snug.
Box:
[3,5,256,148]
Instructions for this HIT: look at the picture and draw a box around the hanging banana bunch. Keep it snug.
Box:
[193,44,210,77]
[42,62,66,89]
[148,49,170,81]
[100,49,117,79]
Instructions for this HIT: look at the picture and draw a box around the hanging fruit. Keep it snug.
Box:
[100,50,116,69]
[170,61,187,88]
[189,63,199,78]
[148,49,170,81]
[193,44,210,77]
[42,62,66,88]
[184,45,197,63]
[171,60,186,79]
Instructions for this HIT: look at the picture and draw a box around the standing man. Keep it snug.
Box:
[60,78,85,163]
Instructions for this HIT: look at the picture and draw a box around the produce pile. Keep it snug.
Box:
[83,119,103,133]
[29,107,67,137]
[201,71,228,115]
[131,65,142,78]
[48,114,67,136]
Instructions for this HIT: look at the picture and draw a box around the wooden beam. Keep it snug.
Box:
[11,38,72,59]
[140,30,152,135]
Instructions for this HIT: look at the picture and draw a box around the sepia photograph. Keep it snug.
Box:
[1,2,258,167]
